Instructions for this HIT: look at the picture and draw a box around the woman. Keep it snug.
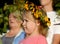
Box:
[2,10,25,44]
[39,0,60,44]
[19,1,51,44]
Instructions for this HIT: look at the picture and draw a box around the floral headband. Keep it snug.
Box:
[24,1,51,28]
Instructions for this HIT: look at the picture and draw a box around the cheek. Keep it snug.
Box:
[27,22,35,32]
[12,20,19,26]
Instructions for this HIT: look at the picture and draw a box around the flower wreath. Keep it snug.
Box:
[24,1,51,28]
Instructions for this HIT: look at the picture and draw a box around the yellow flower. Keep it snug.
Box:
[36,6,38,9]
[47,21,51,26]
[44,16,49,22]
[34,13,39,18]
[44,16,51,26]
[30,7,33,10]
[33,10,42,18]
[32,8,35,12]
[26,1,28,3]
[38,12,42,16]
[30,3,34,6]
[24,4,28,10]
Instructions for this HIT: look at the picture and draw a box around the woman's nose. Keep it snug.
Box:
[9,17,14,22]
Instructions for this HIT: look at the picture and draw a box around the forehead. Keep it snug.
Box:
[9,12,22,21]
[9,12,20,18]
[23,11,35,21]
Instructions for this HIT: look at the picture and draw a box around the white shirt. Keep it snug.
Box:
[46,11,60,44]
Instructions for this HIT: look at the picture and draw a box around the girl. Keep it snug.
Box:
[19,1,51,44]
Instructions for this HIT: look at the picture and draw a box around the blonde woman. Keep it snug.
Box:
[2,10,25,44]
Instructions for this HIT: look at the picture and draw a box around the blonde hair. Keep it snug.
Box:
[38,24,48,37]
[11,10,22,21]
[23,10,48,37]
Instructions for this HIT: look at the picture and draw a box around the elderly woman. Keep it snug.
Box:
[1,10,25,44]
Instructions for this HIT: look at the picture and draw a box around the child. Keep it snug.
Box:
[19,1,51,44]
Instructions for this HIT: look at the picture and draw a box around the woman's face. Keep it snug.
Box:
[22,12,36,34]
[9,13,22,28]
[40,0,52,6]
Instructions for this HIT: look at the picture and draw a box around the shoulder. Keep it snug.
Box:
[46,11,57,22]
[36,35,47,44]
[15,29,25,38]
[21,35,48,44]
[37,35,48,44]
[46,11,57,17]
[38,35,47,41]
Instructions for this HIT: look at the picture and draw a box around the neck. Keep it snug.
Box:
[8,27,22,36]
[10,27,22,33]
[10,25,22,30]
[43,2,53,12]
[6,25,22,37]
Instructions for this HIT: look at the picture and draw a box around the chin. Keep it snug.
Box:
[25,31,29,34]
[25,31,31,34]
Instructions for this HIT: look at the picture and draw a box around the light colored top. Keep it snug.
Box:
[46,11,60,44]
[20,35,47,44]
[13,29,25,44]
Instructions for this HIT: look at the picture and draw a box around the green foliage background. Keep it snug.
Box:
[0,0,60,34]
